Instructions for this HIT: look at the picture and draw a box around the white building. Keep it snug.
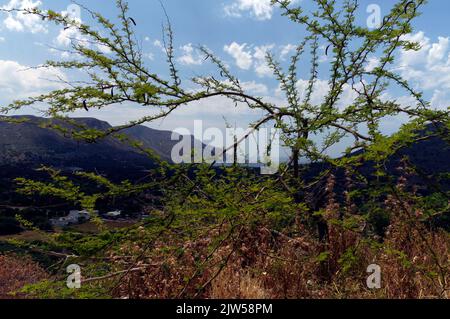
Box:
[50,210,92,227]
[105,210,122,218]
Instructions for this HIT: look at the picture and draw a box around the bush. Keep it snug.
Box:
[0,254,48,298]
[0,216,22,236]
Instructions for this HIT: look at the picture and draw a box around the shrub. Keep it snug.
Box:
[0,216,22,236]
[0,254,48,299]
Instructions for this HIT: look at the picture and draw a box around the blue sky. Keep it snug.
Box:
[0,0,449,157]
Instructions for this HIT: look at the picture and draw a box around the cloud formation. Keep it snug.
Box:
[398,31,450,109]
[0,59,66,99]
[224,42,253,70]
[223,42,274,77]
[177,43,203,66]
[223,0,300,21]
[280,44,296,60]
[1,0,47,34]
[224,0,274,21]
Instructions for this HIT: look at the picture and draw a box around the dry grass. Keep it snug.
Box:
[3,169,449,299]
[0,254,48,299]
[211,269,270,299]
[110,209,449,299]
[0,230,50,243]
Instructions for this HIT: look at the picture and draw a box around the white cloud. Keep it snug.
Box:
[51,7,92,58]
[0,59,66,99]
[224,0,274,21]
[254,44,274,77]
[365,56,380,72]
[290,77,432,114]
[177,43,203,66]
[153,39,166,53]
[96,43,112,54]
[399,32,430,65]
[55,25,82,47]
[280,44,296,60]
[241,81,269,95]
[1,0,47,34]
[430,89,450,110]
[428,36,449,65]
[68,97,263,141]
[53,26,96,59]
[397,31,450,109]
[144,52,154,60]
[294,79,330,106]
[318,45,331,63]
[0,36,5,42]
[53,10,112,57]
[223,42,274,76]
[273,78,359,111]
[224,42,253,70]
[224,0,300,21]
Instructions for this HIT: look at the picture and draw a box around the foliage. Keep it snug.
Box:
[0,0,448,299]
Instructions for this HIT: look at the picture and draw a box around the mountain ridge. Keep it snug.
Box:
[0,115,181,174]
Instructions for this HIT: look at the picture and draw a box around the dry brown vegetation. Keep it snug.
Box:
[3,165,448,300]
[0,254,48,299]
[95,169,448,299]
[108,206,449,299]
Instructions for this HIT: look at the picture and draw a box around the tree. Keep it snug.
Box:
[1,0,448,298]
[1,0,446,171]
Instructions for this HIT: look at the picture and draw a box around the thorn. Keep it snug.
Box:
[129,17,137,26]
[325,45,331,56]
[83,100,88,111]
[404,1,415,15]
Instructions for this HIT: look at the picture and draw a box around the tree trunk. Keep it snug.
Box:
[293,126,329,243]
[292,148,299,179]
[233,136,238,165]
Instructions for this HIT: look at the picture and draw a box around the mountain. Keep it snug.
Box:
[0,116,188,220]
[303,124,449,214]
[0,115,182,176]
[0,116,448,179]
[0,117,447,234]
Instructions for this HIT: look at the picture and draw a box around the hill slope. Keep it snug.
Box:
[0,116,181,174]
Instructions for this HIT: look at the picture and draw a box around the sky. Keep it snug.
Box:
[0,0,449,157]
